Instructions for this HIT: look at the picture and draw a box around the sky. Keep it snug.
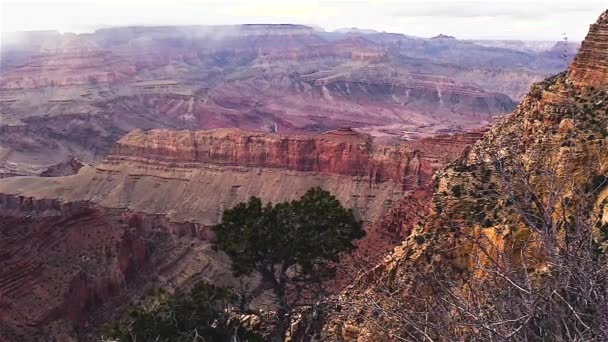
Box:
[1,0,606,40]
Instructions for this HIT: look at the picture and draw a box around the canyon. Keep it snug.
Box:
[0,25,575,177]
[318,10,608,341]
[0,127,479,341]
[0,15,596,342]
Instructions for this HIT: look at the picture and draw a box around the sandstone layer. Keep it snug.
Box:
[568,11,608,87]
[0,128,479,340]
[110,127,479,187]
[0,128,476,225]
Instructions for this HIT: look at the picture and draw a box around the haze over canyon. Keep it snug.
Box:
[2,5,607,342]
[0,24,577,177]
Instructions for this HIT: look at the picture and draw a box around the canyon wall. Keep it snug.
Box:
[0,128,478,225]
[0,23,572,177]
[568,11,608,87]
[319,10,608,341]
[110,127,480,187]
[0,128,479,340]
[0,197,235,342]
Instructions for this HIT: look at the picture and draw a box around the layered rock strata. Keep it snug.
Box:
[319,10,608,341]
[568,11,608,87]
[1,23,573,176]
[0,197,233,342]
[0,127,479,340]
[0,34,136,89]
[109,127,479,187]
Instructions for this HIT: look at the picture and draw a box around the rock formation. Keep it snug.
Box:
[40,157,85,177]
[0,34,136,89]
[0,198,228,341]
[110,127,479,186]
[319,10,608,341]
[0,24,573,177]
[0,17,590,342]
[0,127,478,340]
[568,11,608,87]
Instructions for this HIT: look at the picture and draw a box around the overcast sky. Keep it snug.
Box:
[1,0,606,40]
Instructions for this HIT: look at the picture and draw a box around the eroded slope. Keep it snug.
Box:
[0,127,478,340]
[320,10,608,341]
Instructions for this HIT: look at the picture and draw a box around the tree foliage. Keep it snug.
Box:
[102,283,262,342]
[213,187,364,340]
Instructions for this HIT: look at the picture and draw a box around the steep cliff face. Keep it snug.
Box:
[110,127,478,187]
[0,128,475,225]
[568,11,608,87]
[0,127,479,340]
[112,128,378,177]
[320,10,608,341]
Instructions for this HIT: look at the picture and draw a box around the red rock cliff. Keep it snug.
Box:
[568,10,608,87]
[110,127,480,188]
[0,127,482,341]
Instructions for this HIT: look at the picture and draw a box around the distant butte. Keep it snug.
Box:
[431,33,457,39]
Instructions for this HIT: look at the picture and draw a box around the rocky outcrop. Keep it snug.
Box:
[109,127,472,186]
[0,195,233,341]
[0,127,479,340]
[40,157,84,177]
[568,10,608,87]
[0,128,477,224]
[319,10,608,341]
[111,128,378,177]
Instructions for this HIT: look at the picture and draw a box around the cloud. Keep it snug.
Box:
[1,0,606,40]
[383,0,604,18]
[219,1,339,22]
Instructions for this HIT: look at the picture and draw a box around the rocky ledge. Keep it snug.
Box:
[109,127,480,188]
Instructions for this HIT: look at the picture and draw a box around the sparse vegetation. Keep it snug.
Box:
[587,174,608,193]
[451,184,464,198]
[331,72,608,341]
[102,188,363,342]
[101,283,262,342]
[213,187,364,341]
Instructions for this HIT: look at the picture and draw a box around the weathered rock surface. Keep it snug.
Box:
[319,10,608,341]
[40,157,85,177]
[0,34,136,89]
[0,127,479,340]
[0,24,574,176]
[0,128,476,225]
[0,197,235,342]
[568,11,608,87]
[109,127,480,187]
